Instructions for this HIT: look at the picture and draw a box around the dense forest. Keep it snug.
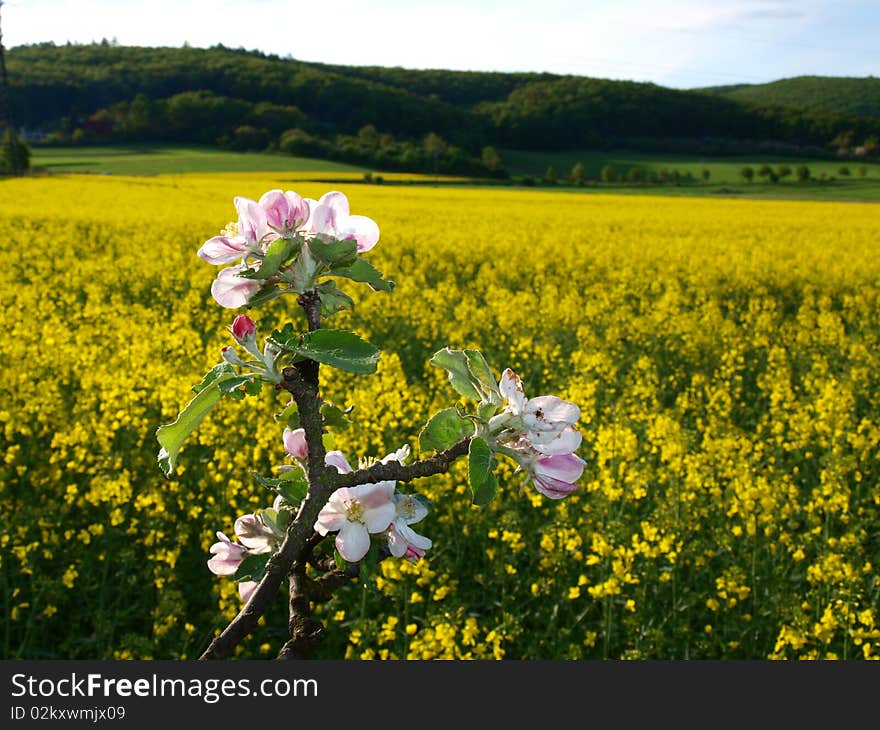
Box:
[7,43,880,175]
[703,76,880,121]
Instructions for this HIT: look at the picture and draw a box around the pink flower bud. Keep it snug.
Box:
[283,427,308,460]
[232,314,256,340]
[221,346,242,365]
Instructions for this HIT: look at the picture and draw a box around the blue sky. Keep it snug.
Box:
[4,0,879,89]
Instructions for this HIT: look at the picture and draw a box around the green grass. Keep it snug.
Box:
[30,144,367,175]
[26,144,880,201]
[500,148,880,201]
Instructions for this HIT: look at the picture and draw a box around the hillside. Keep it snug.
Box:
[702,76,880,120]
[7,44,880,175]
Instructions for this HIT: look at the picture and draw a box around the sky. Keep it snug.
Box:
[3,0,879,89]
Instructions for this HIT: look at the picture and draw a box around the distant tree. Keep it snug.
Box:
[858,166,868,178]
[570,162,586,186]
[626,166,643,183]
[776,164,792,181]
[229,125,270,151]
[741,166,755,183]
[357,124,380,150]
[838,166,851,176]
[701,168,711,183]
[480,145,504,174]
[1,127,30,174]
[423,132,448,175]
[601,164,617,183]
[658,168,670,184]
[831,130,854,150]
[544,165,557,185]
[795,164,810,182]
[757,164,773,181]
[125,93,155,137]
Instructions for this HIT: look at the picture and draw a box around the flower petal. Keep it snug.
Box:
[382,444,410,465]
[386,524,408,558]
[198,235,247,265]
[535,453,586,484]
[525,395,580,426]
[532,426,583,455]
[336,521,371,562]
[499,368,526,413]
[363,501,396,534]
[211,266,262,309]
[533,475,579,500]
[206,532,246,575]
[283,427,308,460]
[398,522,432,551]
[352,481,395,510]
[337,214,380,252]
[314,490,349,535]
[234,196,270,246]
[324,450,353,474]
[234,513,276,553]
[394,493,429,525]
[238,580,259,603]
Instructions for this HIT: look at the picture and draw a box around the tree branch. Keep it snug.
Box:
[199,288,474,659]
[331,437,472,489]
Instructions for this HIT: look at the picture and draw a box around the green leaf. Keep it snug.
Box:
[465,349,501,406]
[251,470,308,503]
[329,258,395,292]
[274,401,300,429]
[192,363,235,394]
[244,379,263,396]
[468,437,498,506]
[317,280,355,318]
[245,285,283,308]
[290,243,321,293]
[260,507,290,534]
[419,407,474,453]
[239,237,295,280]
[430,348,482,401]
[218,374,255,394]
[271,328,380,374]
[233,553,271,583]
[157,369,236,477]
[308,238,358,266]
[322,402,354,431]
[334,548,349,571]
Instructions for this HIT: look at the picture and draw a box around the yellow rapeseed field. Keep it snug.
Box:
[2,172,879,659]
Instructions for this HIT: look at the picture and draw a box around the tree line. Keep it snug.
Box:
[6,43,880,176]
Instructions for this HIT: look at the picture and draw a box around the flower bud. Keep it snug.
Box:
[221,346,243,365]
[283,427,308,460]
[231,314,257,340]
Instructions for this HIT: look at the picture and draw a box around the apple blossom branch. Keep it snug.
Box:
[199,295,472,660]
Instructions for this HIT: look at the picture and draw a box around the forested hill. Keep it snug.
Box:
[701,76,880,121]
[8,43,880,175]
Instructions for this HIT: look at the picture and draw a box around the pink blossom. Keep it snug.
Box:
[305,191,380,253]
[386,493,432,561]
[207,531,247,576]
[231,314,256,340]
[238,581,259,603]
[496,368,582,455]
[211,265,263,309]
[531,453,586,500]
[198,234,249,265]
[283,427,308,460]
[314,481,396,562]
[259,189,309,234]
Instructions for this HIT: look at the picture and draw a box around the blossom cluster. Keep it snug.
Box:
[198,189,379,308]
[207,431,432,600]
[489,368,586,499]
